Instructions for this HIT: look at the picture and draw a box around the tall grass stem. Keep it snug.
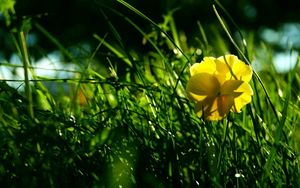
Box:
[18,31,34,119]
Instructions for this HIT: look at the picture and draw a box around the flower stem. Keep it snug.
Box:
[18,31,34,119]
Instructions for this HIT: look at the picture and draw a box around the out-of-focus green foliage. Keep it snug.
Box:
[0,0,15,26]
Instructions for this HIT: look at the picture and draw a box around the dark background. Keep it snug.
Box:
[1,0,300,57]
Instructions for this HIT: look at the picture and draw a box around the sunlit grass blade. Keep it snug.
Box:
[115,0,189,62]
[167,9,181,50]
[98,8,135,66]
[17,31,34,118]
[197,21,209,50]
[93,34,132,67]
[262,52,300,182]
[96,5,165,59]
[34,23,74,61]
[112,1,191,97]
[214,0,249,56]
[213,4,280,124]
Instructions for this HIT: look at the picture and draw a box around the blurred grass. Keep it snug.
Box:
[1,0,300,187]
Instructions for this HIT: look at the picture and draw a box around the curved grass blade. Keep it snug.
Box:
[114,0,194,96]
[212,4,280,124]
[115,0,189,62]
[34,23,74,61]
[93,34,132,67]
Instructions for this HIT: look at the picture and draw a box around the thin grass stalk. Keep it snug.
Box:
[168,14,181,50]
[34,23,73,61]
[122,14,165,58]
[99,8,161,118]
[262,52,299,182]
[115,0,190,61]
[212,4,280,124]
[217,119,230,170]
[197,21,209,48]
[214,0,249,58]
[101,2,188,96]
[18,31,34,118]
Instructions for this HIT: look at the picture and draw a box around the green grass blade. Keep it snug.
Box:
[197,21,209,49]
[168,11,181,50]
[97,5,165,59]
[214,0,248,56]
[18,31,34,119]
[213,4,280,124]
[115,0,189,62]
[93,34,132,67]
[34,23,74,61]
[263,52,300,181]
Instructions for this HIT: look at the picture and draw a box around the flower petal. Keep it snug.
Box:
[220,80,244,95]
[186,73,220,101]
[194,97,218,120]
[195,96,230,121]
[217,55,253,82]
[187,54,254,121]
[232,82,253,112]
[190,57,216,76]
[217,94,235,117]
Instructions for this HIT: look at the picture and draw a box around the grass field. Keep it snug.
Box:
[0,0,300,187]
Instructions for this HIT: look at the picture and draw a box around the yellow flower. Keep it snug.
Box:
[186,55,253,121]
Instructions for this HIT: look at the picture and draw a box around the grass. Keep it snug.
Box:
[0,0,300,187]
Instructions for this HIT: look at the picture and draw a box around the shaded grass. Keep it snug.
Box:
[0,1,300,187]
